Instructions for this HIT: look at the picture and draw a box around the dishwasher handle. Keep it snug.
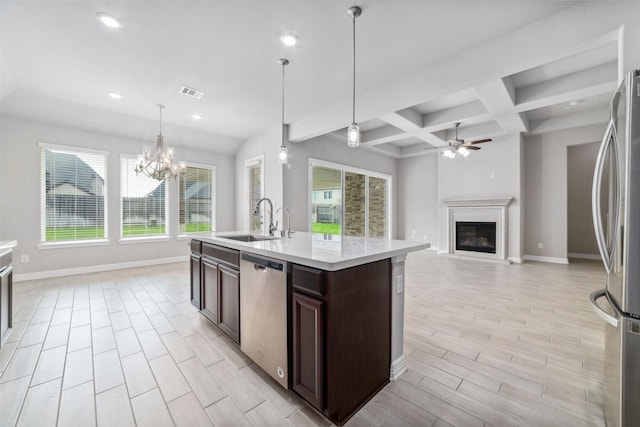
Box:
[241,253,285,272]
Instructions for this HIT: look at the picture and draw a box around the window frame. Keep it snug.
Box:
[308,158,392,239]
[245,155,265,234]
[38,142,109,249]
[119,154,170,244]
[178,162,216,236]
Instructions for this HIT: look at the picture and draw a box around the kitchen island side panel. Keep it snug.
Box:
[324,258,391,425]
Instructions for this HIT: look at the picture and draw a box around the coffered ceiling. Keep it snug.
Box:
[0,1,632,157]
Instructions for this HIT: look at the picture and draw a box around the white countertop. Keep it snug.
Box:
[190,232,429,271]
[0,240,17,253]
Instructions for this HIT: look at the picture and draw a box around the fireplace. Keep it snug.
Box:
[442,197,513,261]
[456,222,496,254]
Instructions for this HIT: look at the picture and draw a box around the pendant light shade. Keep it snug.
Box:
[279,58,289,164]
[347,6,361,148]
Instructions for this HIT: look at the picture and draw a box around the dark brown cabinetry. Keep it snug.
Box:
[190,240,202,309]
[292,291,324,410]
[291,260,391,426]
[195,241,241,344]
[201,256,219,324]
[0,250,13,347]
[218,264,240,343]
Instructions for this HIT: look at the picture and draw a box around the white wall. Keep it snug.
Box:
[282,135,398,237]
[437,133,524,261]
[567,142,600,256]
[524,124,605,261]
[0,116,235,277]
[234,124,284,231]
[396,153,438,245]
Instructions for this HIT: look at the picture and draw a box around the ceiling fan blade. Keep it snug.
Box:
[468,138,492,144]
[466,146,481,150]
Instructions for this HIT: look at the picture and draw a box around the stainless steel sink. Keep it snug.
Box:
[218,234,278,242]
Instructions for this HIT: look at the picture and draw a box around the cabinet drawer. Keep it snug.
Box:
[292,264,324,297]
[190,240,202,254]
[203,243,239,268]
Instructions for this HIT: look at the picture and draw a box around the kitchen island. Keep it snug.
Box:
[189,232,428,425]
[0,240,17,348]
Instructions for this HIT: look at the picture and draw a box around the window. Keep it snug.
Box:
[310,159,391,239]
[40,144,107,243]
[245,156,264,233]
[120,156,168,238]
[179,164,215,234]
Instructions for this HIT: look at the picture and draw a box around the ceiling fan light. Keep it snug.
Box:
[347,123,360,147]
[443,148,453,158]
[459,146,469,156]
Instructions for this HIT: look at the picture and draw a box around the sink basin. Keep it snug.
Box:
[218,234,278,242]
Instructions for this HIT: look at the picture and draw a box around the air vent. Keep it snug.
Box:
[179,86,204,99]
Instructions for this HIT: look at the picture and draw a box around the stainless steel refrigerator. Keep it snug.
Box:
[590,69,640,427]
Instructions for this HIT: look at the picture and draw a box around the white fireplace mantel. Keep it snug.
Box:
[442,197,514,261]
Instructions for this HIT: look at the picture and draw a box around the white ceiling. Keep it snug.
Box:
[0,1,626,157]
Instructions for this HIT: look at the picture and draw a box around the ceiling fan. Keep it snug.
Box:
[426,122,492,158]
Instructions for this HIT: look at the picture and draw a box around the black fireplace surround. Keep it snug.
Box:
[456,221,497,254]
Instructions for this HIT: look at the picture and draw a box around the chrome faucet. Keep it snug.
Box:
[254,198,278,236]
[276,207,294,238]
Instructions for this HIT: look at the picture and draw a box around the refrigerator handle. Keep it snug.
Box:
[589,289,619,328]
[591,119,619,273]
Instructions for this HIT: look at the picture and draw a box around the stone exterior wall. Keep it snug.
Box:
[368,177,386,238]
[344,173,365,236]
[344,174,386,238]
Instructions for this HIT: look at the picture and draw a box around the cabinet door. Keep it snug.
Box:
[218,264,240,343]
[292,292,324,411]
[190,254,201,309]
[201,258,219,324]
[0,266,12,346]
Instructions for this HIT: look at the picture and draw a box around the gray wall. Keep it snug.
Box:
[437,133,524,261]
[567,142,600,256]
[0,116,235,276]
[524,123,605,261]
[283,135,398,237]
[396,153,438,245]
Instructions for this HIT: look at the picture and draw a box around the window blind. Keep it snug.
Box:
[120,157,168,237]
[41,145,107,242]
[179,165,215,234]
[246,160,263,233]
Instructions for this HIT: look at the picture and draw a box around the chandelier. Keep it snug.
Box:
[135,105,185,180]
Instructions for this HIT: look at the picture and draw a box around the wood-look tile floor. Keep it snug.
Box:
[0,250,606,426]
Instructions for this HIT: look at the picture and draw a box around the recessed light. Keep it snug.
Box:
[280,34,297,47]
[97,12,121,29]
[109,92,122,99]
[192,114,202,120]
[569,99,584,106]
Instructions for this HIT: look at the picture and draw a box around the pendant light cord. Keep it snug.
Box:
[282,61,285,143]
[352,14,356,124]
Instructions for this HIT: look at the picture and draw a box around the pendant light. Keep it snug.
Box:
[279,58,289,164]
[347,6,361,148]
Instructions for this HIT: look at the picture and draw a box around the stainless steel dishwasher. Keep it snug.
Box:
[240,253,288,388]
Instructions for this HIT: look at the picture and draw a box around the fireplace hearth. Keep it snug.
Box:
[456,222,496,254]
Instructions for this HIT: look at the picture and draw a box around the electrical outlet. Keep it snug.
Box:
[537,243,543,249]
[490,172,496,179]
[396,274,404,294]
[21,254,30,263]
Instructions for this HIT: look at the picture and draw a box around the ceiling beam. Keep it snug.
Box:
[361,125,409,146]
[379,111,446,147]
[422,100,490,130]
[473,77,528,134]
[529,106,609,134]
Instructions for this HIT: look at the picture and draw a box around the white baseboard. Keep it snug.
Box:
[390,354,408,381]
[14,256,188,282]
[568,252,601,260]
[508,257,524,264]
[523,255,569,264]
